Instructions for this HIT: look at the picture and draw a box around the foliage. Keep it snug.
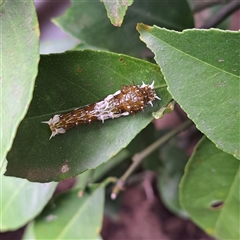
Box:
[5,51,171,182]
[1,0,239,239]
[1,0,39,167]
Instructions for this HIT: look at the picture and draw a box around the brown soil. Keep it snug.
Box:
[101,182,214,240]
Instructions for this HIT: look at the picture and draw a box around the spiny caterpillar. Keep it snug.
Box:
[42,81,160,139]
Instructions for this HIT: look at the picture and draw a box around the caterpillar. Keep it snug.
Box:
[42,81,160,139]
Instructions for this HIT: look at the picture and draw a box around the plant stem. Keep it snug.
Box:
[111,119,193,199]
[193,0,227,13]
[200,0,240,28]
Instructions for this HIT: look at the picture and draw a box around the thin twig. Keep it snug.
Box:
[200,0,240,29]
[111,119,193,199]
[193,0,228,13]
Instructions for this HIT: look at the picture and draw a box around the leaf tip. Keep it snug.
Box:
[136,23,152,33]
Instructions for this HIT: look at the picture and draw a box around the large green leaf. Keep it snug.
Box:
[0,175,57,231]
[5,50,172,182]
[180,137,240,239]
[54,0,194,57]
[1,1,39,168]
[32,182,107,239]
[137,25,240,159]
[102,0,133,26]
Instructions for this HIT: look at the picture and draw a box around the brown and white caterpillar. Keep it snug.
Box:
[42,81,160,139]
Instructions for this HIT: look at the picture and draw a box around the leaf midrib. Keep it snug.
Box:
[149,31,239,79]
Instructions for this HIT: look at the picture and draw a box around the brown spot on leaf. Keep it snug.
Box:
[77,66,82,72]
[61,163,70,173]
[119,57,125,63]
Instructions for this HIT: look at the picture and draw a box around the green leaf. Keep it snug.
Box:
[137,25,240,159]
[91,148,129,182]
[180,137,240,239]
[138,123,160,171]
[1,1,39,167]
[5,50,172,182]
[157,142,188,217]
[22,222,36,240]
[0,175,57,231]
[72,170,95,191]
[33,182,108,239]
[53,0,194,57]
[102,0,133,27]
[152,100,175,119]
